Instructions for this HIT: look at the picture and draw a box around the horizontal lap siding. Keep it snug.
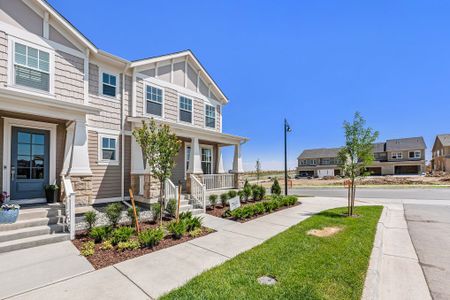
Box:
[193,98,204,127]
[164,88,178,122]
[0,118,3,191]
[216,105,221,132]
[136,79,144,116]
[171,141,186,187]
[54,50,84,104]
[0,31,7,87]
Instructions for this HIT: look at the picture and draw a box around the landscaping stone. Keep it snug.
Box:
[257,275,277,285]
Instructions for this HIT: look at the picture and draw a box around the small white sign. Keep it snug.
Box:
[229,197,241,211]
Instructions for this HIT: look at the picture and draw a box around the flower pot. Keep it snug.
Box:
[45,190,58,203]
[0,209,19,224]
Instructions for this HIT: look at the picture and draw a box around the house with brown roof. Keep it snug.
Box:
[431,134,450,173]
[297,137,426,178]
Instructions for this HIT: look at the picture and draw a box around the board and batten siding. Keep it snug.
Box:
[54,50,85,104]
[88,131,131,200]
[0,31,7,87]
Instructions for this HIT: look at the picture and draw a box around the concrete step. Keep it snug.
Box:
[180,199,189,206]
[17,208,64,221]
[179,204,193,212]
[0,233,70,253]
[0,216,64,232]
[190,208,204,216]
[0,224,66,243]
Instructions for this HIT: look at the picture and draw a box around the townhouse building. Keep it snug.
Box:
[431,134,450,173]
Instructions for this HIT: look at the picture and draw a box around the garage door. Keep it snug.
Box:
[366,167,382,176]
[395,165,420,175]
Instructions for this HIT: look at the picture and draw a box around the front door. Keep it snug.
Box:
[10,127,50,202]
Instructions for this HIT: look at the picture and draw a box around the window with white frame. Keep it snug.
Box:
[185,146,191,171]
[146,85,163,116]
[409,151,421,159]
[100,136,118,163]
[14,42,50,92]
[101,72,117,97]
[179,96,192,123]
[391,152,403,159]
[201,148,212,174]
[205,105,216,128]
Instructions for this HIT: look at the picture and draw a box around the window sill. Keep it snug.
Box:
[98,94,120,102]
[97,160,120,166]
[7,84,55,98]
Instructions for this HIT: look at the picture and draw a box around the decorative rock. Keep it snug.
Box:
[257,276,277,286]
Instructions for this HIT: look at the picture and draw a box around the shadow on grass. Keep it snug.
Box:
[317,211,348,219]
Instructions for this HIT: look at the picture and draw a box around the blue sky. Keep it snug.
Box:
[49,1,450,171]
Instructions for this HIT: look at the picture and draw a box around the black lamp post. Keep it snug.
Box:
[284,119,292,195]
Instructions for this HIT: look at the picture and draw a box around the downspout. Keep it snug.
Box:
[121,68,126,204]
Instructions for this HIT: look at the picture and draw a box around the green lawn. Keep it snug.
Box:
[161,206,383,300]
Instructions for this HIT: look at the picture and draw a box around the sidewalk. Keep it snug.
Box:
[6,197,346,300]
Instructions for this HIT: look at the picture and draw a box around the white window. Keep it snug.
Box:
[409,151,421,159]
[201,148,212,174]
[146,85,163,116]
[185,146,191,171]
[99,135,118,164]
[14,42,50,92]
[101,72,117,97]
[205,105,216,128]
[391,152,403,159]
[179,96,193,123]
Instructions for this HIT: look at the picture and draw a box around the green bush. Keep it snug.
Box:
[184,216,203,232]
[251,185,261,201]
[165,199,177,218]
[100,240,113,250]
[188,227,203,238]
[254,202,265,215]
[271,178,282,196]
[80,241,95,256]
[209,194,218,208]
[89,226,111,243]
[151,202,162,222]
[138,227,165,248]
[84,211,97,231]
[179,211,193,221]
[110,226,135,245]
[243,185,252,201]
[117,240,140,251]
[127,207,141,227]
[105,203,123,227]
[220,193,229,207]
[228,190,237,198]
[237,190,245,201]
[167,220,187,239]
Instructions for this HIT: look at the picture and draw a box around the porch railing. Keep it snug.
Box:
[190,174,206,211]
[61,175,76,240]
[202,173,235,190]
[164,178,178,207]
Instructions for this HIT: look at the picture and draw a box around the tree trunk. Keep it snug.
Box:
[350,178,355,216]
[347,183,351,216]
[159,179,164,224]
[351,179,356,216]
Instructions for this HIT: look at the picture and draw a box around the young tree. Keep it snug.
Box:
[255,159,261,184]
[338,112,379,216]
[132,119,181,223]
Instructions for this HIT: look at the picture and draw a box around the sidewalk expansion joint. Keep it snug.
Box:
[187,242,231,259]
[113,266,154,300]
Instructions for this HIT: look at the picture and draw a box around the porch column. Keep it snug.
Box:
[186,137,203,193]
[232,143,245,189]
[216,145,225,173]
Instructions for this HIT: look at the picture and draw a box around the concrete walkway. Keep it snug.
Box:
[6,197,346,300]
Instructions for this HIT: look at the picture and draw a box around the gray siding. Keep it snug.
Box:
[170,141,186,187]
[49,25,79,51]
[0,117,3,192]
[0,31,7,87]
[136,78,144,116]
[0,0,43,37]
[173,62,185,87]
[193,98,204,127]
[216,105,221,131]
[164,87,178,122]
[54,50,85,104]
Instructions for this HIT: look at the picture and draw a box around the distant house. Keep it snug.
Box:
[297,137,427,178]
[431,134,450,173]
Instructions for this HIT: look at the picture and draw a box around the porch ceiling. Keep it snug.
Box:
[128,116,248,146]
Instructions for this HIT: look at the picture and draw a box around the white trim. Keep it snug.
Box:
[43,11,50,39]
[98,67,120,101]
[97,133,120,166]
[201,144,214,174]
[86,126,131,136]
[2,117,57,201]
[204,103,216,130]
[177,93,194,125]
[409,150,421,159]
[143,83,165,119]
[92,196,130,205]
[131,68,137,117]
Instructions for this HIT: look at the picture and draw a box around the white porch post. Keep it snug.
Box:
[232,143,244,173]
[188,137,203,174]
[67,120,92,176]
[216,145,225,173]
[131,135,146,174]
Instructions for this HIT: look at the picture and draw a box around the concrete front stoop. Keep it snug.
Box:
[362,204,432,300]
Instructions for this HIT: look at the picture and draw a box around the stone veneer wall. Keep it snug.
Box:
[70,176,93,206]
[130,174,160,202]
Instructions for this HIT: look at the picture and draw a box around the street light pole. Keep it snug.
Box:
[284,119,291,196]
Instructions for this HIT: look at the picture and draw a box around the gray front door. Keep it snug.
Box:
[10,127,50,201]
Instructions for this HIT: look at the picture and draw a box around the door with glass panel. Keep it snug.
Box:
[10,127,49,201]
[201,148,213,174]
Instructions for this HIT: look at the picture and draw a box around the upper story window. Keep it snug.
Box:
[391,152,403,159]
[146,85,163,117]
[99,135,118,164]
[179,96,193,123]
[101,72,117,97]
[205,105,216,128]
[14,42,50,92]
[409,151,421,159]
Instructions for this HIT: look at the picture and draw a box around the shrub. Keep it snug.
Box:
[243,186,252,201]
[151,202,162,222]
[179,211,192,221]
[84,211,97,231]
[80,241,95,256]
[228,190,237,198]
[110,226,135,245]
[138,227,165,248]
[105,203,123,227]
[252,185,261,201]
[100,240,113,250]
[165,199,177,218]
[89,226,111,243]
[259,186,266,199]
[271,178,282,196]
[237,190,245,201]
[127,207,141,227]
[209,194,218,209]
[167,220,186,239]
[117,240,140,251]
[254,202,265,215]
[188,227,203,238]
[184,216,203,232]
[220,193,229,207]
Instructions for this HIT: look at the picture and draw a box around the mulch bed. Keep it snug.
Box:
[72,222,213,270]
[206,201,301,223]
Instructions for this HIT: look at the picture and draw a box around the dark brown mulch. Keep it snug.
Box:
[206,201,301,223]
[72,223,213,270]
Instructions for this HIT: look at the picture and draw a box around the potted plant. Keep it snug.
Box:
[44,184,59,203]
[0,192,20,224]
